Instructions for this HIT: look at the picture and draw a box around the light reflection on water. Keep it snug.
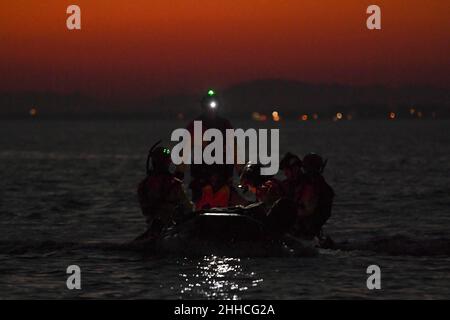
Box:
[179,256,262,299]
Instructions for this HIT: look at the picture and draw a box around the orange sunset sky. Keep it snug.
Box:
[0,0,449,100]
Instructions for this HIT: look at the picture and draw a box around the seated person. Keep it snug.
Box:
[238,162,297,235]
[238,162,284,209]
[195,173,230,210]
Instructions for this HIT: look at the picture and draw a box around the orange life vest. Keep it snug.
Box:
[195,184,230,210]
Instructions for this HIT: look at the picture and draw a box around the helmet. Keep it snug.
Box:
[201,88,220,112]
[280,152,302,170]
[146,141,171,174]
[239,162,270,189]
[302,153,326,174]
[151,146,171,169]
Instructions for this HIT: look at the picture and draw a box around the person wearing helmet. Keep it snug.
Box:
[292,153,334,240]
[280,152,304,198]
[136,143,193,241]
[239,162,282,207]
[302,153,326,175]
[178,89,235,207]
[239,162,297,236]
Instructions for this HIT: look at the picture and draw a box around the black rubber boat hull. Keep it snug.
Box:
[141,212,318,257]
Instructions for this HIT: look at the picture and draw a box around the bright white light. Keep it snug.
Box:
[210,101,217,108]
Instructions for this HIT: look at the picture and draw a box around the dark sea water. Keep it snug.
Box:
[0,118,449,299]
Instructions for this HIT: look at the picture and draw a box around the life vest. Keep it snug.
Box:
[294,175,334,238]
[282,175,303,199]
[196,184,230,210]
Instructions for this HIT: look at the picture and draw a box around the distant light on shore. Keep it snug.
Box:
[389,112,396,120]
[272,111,280,122]
[312,113,319,120]
[336,112,343,120]
[300,114,308,121]
[252,112,268,122]
[29,107,38,117]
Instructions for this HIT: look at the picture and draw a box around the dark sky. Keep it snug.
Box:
[1,0,449,101]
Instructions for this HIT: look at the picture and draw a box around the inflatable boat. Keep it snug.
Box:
[136,204,319,257]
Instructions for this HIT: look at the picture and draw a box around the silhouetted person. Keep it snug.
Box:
[291,153,334,240]
[136,143,193,241]
[238,162,297,235]
[177,89,235,207]
[280,152,304,198]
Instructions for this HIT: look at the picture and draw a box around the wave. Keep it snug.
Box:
[0,240,138,255]
[1,235,450,257]
[0,238,318,258]
[0,151,141,160]
[334,235,450,257]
